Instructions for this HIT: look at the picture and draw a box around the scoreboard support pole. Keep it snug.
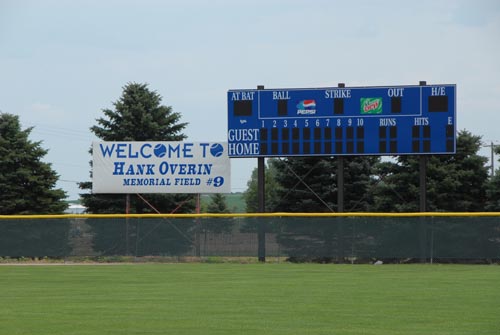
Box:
[257,156,266,262]
[419,81,428,263]
[337,156,345,263]
[257,85,266,262]
[419,156,427,212]
[336,83,345,263]
[419,81,428,214]
[337,83,346,214]
[337,157,344,212]
[419,155,428,263]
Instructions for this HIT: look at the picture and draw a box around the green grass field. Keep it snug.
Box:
[0,263,499,335]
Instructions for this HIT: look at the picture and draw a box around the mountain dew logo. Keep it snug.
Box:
[360,98,383,114]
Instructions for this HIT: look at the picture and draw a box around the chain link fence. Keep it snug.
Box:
[1,213,499,262]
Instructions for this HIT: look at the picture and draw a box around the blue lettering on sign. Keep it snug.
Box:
[99,143,115,157]
[99,143,207,159]
[141,144,152,158]
[113,162,155,176]
[158,162,212,175]
[199,143,210,157]
[183,143,193,158]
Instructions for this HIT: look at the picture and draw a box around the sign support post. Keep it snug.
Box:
[126,194,130,255]
[195,193,201,257]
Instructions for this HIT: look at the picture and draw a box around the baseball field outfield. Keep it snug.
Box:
[0,263,498,335]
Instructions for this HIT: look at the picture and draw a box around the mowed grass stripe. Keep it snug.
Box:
[0,264,498,335]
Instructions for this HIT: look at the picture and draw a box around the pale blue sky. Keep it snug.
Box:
[1,0,499,200]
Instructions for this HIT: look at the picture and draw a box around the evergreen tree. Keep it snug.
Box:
[207,194,230,213]
[201,193,232,235]
[0,113,67,214]
[79,82,193,214]
[272,156,378,212]
[373,130,489,212]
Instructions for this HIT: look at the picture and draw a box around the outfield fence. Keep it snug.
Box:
[1,213,499,262]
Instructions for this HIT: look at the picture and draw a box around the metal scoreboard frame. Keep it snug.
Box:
[227,84,456,158]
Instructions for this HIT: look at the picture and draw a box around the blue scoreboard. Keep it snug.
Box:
[227,84,456,157]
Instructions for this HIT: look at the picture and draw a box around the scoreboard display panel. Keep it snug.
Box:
[227,85,456,157]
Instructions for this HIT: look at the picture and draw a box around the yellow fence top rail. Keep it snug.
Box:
[2,212,500,220]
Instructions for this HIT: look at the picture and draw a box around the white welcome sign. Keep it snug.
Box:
[92,141,230,194]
